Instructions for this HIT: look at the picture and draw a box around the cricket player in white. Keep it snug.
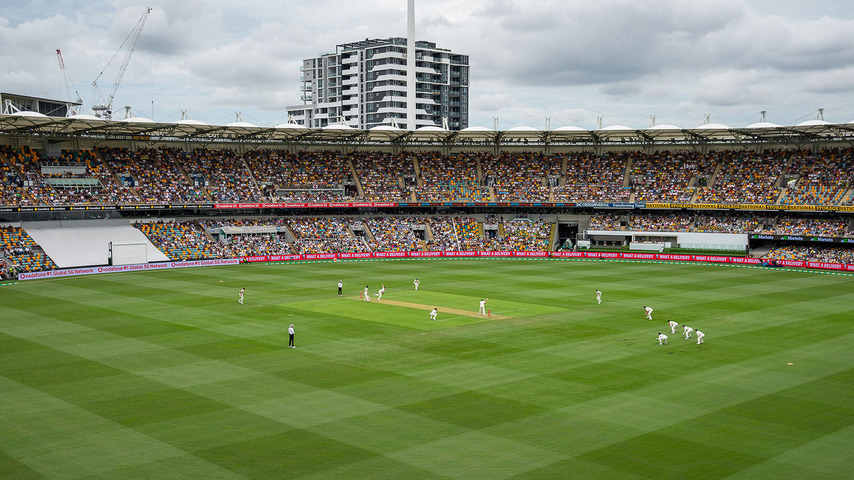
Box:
[657,333,668,345]
[238,287,245,305]
[414,278,420,291]
[644,305,654,320]
[479,298,488,315]
[375,284,385,301]
[596,289,602,304]
[363,285,370,302]
[668,320,678,334]
[429,308,437,320]
[696,330,705,344]
[683,325,694,339]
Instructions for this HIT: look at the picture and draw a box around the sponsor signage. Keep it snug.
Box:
[575,202,645,209]
[647,203,854,213]
[18,258,240,281]
[17,251,852,281]
[1,200,853,213]
[749,234,853,244]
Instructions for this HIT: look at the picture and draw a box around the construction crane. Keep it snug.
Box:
[91,7,152,119]
[56,49,83,116]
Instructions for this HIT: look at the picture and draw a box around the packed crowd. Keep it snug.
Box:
[217,233,294,257]
[553,152,631,202]
[587,214,622,231]
[484,219,552,251]
[364,217,422,252]
[766,217,850,237]
[628,213,694,232]
[694,213,767,233]
[352,152,415,201]
[133,220,223,260]
[287,217,369,254]
[588,212,852,237]
[630,151,715,202]
[693,150,787,204]
[99,148,208,204]
[185,149,261,202]
[415,153,489,202]
[780,149,853,205]
[481,153,560,202]
[1,146,853,206]
[763,245,854,264]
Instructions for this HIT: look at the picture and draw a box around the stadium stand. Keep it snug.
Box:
[2,142,854,274]
[481,152,559,202]
[553,152,631,202]
[763,245,854,264]
[98,147,208,203]
[484,218,552,251]
[416,153,489,202]
[693,150,787,204]
[0,225,57,272]
[364,216,422,251]
[2,146,853,208]
[630,151,715,202]
[780,148,853,205]
[351,152,415,201]
[134,220,223,260]
[288,217,370,253]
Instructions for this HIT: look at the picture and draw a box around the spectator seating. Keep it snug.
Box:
[1,146,852,206]
[780,149,853,205]
[351,152,415,201]
[288,217,370,253]
[693,150,787,204]
[481,153,559,202]
[364,217,421,251]
[630,151,715,202]
[134,221,223,260]
[763,245,854,264]
[416,153,489,202]
[0,225,58,272]
[484,219,552,251]
[553,152,631,202]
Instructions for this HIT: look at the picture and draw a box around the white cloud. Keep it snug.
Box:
[1,0,852,127]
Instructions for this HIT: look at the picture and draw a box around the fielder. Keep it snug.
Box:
[657,333,668,345]
[696,329,705,344]
[429,307,438,320]
[374,284,385,301]
[337,280,343,297]
[668,320,678,334]
[363,285,370,302]
[683,324,694,339]
[479,298,488,316]
[414,278,420,291]
[644,305,654,320]
[238,287,245,305]
[596,289,602,304]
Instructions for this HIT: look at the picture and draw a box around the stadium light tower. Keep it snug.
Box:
[406,0,416,130]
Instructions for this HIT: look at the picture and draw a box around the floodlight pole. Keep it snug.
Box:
[407,0,416,130]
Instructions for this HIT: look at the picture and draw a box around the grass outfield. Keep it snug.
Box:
[1,258,853,479]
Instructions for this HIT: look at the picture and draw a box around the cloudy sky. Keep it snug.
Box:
[2,0,853,129]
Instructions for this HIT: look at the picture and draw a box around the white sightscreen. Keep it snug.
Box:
[111,242,148,265]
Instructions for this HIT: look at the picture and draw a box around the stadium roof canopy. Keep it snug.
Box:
[1,113,853,147]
